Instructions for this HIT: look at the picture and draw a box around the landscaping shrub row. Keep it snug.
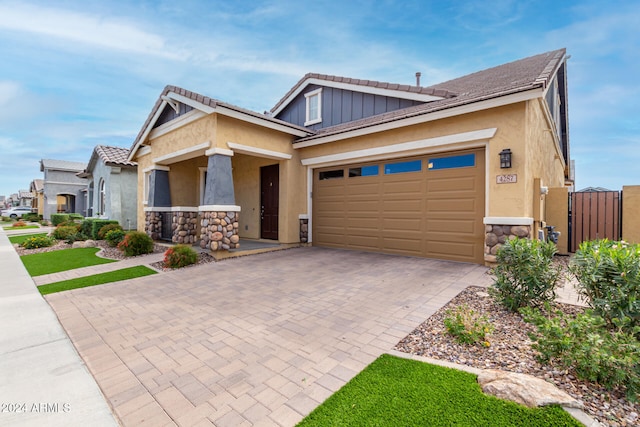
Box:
[482,237,640,402]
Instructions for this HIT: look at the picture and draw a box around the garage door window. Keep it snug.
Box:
[319,169,344,180]
[349,165,379,177]
[384,159,421,174]
[428,153,475,170]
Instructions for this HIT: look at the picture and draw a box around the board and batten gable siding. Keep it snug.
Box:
[153,103,195,129]
[275,84,422,130]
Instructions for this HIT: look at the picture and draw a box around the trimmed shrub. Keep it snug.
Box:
[522,306,640,402]
[80,218,95,237]
[50,213,70,226]
[57,220,81,229]
[163,245,198,269]
[69,213,84,220]
[22,213,40,222]
[21,235,54,249]
[443,304,493,346]
[570,239,640,335]
[52,225,80,240]
[91,220,120,240]
[65,232,89,244]
[105,229,126,247]
[98,223,123,240]
[490,238,560,312]
[118,231,154,257]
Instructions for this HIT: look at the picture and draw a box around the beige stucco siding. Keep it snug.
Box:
[622,186,640,244]
[168,157,208,206]
[149,115,217,159]
[232,154,276,239]
[216,115,297,153]
[299,104,531,219]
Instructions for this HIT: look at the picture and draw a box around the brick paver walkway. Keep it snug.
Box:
[46,247,493,426]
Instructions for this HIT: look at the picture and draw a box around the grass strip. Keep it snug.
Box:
[4,225,40,230]
[20,247,118,276]
[38,266,157,295]
[297,354,581,427]
[9,233,48,245]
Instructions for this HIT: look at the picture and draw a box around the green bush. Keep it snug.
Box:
[521,306,640,402]
[21,235,54,249]
[163,244,198,269]
[56,220,81,229]
[490,238,560,312]
[118,231,154,257]
[22,213,40,222]
[98,223,123,240]
[80,218,95,237]
[570,239,640,335]
[65,232,89,244]
[52,225,80,240]
[69,213,83,220]
[91,220,119,239]
[50,213,70,226]
[105,229,126,247]
[443,304,493,346]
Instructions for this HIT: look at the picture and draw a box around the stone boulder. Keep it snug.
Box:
[477,370,583,409]
[84,240,96,248]
[71,241,85,249]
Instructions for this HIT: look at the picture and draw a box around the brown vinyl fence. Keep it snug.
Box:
[570,191,621,252]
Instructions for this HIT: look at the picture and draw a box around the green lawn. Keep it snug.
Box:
[3,225,40,230]
[20,247,118,276]
[298,354,581,427]
[9,233,48,245]
[38,266,158,295]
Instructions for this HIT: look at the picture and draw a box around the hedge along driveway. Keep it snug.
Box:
[20,247,118,276]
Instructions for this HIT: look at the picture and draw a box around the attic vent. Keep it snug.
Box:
[415,72,422,87]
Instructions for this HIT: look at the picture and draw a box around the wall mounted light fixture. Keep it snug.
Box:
[499,148,512,169]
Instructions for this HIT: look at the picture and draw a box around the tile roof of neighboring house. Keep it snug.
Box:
[95,145,137,167]
[577,186,614,192]
[129,86,313,156]
[19,190,34,198]
[40,159,87,172]
[293,48,567,142]
[30,179,44,192]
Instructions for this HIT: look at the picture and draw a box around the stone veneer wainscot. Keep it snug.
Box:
[484,224,532,264]
[200,211,239,251]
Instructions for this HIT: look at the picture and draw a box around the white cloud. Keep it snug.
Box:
[0,2,188,60]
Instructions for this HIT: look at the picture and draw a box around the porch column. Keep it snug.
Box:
[200,149,241,251]
[145,166,171,240]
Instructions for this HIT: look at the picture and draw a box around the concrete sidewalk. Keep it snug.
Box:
[0,229,118,427]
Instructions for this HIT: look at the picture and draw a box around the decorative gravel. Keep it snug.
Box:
[395,286,639,426]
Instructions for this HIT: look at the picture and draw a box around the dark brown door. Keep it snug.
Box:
[260,164,279,240]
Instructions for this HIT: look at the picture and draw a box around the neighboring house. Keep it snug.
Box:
[78,145,138,229]
[30,179,44,216]
[40,159,87,220]
[128,48,571,265]
[0,195,6,209]
[7,193,19,208]
[18,190,34,208]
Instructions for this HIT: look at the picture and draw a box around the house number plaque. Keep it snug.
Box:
[496,174,517,184]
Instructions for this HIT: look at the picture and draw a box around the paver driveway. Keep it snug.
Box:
[46,247,490,426]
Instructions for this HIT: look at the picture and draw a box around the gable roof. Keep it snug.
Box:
[128,85,314,161]
[80,145,137,177]
[270,73,458,116]
[40,159,87,172]
[30,179,44,192]
[293,48,567,144]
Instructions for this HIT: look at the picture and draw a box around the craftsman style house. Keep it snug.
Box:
[128,48,571,265]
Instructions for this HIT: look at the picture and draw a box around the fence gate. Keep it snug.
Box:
[570,191,621,252]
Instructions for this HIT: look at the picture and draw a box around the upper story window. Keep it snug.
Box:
[304,88,322,126]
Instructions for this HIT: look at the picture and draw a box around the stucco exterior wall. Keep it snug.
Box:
[298,104,529,218]
[42,169,87,220]
[622,185,640,244]
[88,160,138,228]
[232,154,275,239]
[546,187,569,254]
[167,157,208,206]
[148,115,216,159]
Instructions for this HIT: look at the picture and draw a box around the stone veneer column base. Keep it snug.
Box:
[200,211,239,251]
[299,218,309,243]
[172,211,198,244]
[145,211,162,240]
[484,224,532,264]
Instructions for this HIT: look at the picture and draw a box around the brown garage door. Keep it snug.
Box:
[313,149,485,263]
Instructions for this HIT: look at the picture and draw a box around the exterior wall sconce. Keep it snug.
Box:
[499,149,512,169]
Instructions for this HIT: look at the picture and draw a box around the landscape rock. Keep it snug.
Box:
[477,369,583,409]
[72,241,85,249]
[84,240,96,247]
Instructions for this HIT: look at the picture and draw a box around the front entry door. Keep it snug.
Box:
[260,164,279,240]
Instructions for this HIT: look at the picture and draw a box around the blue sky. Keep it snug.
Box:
[0,0,638,198]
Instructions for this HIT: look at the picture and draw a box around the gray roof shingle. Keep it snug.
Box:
[40,159,87,172]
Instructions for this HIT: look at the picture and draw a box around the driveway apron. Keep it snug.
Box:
[46,247,490,426]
